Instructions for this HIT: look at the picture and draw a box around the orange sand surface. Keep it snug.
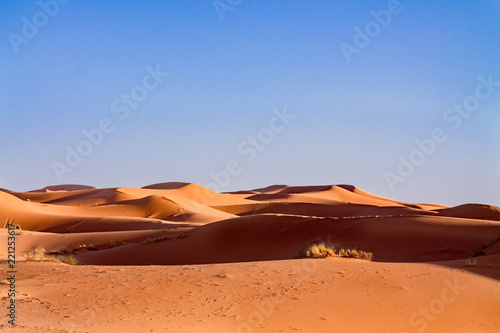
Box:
[1,183,499,332]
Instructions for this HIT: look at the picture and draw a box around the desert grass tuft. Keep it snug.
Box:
[298,243,335,258]
[77,244,98,251]
[144,235,170,244]
[26,248,52,261]
[49,247,73,255]
[25,248,78,265]
[107,241,127,249]
[337,248,374,261]
[54,255,78,265]
[176,230,191,239]
[298,242,373,261]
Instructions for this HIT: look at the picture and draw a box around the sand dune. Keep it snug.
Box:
[1,183,498,262]
[436,203,500,220]
[213,201,439,217]
[1,183,499,332]
[1,257,499,333]
[251,184,415,206]
[76,213,500,265]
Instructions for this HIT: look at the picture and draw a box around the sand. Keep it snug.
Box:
[1,183,499,332]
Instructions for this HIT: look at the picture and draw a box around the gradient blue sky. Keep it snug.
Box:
[1,0,499,206]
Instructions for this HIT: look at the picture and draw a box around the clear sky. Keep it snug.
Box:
[0,0,499,206]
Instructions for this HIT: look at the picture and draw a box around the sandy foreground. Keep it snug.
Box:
[0,183,499,332]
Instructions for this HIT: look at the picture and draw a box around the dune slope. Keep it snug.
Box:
[1,182,499,332]
[0,183,498,265]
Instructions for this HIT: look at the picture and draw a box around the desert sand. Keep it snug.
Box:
[1,183,499,332]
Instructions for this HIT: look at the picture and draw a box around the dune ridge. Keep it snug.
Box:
[1,182,499,332]
[0,182,498,265]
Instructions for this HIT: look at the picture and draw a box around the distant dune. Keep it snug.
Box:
[1,183,499,332]
[1,183,498,264]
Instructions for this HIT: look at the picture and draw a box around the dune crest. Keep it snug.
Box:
[1,182,499,332]
[0,182,498,265]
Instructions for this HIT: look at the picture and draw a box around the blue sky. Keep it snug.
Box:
[0,0,499,206]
